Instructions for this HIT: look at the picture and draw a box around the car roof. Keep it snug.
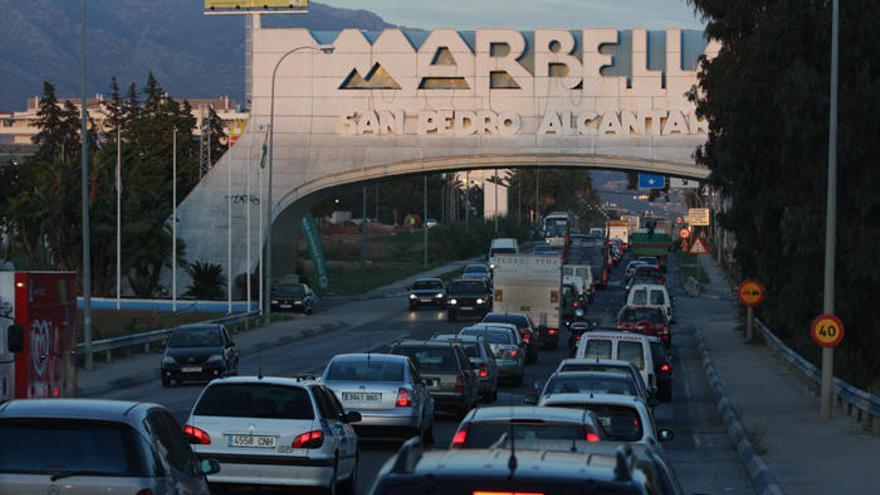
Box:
[484,311,528,319]
[204,375,318,387]
[470,406,597,423]
[432,334,481,343]
[0,399,154,423]
[582,330,653,341]
[628,283,667,290]
[412,278,443,283]
[328,353,408,364]
[395,339,458,349]
[559,358,637,369]
[541,392,648,408]
[549,370,634,381]
[461,323,518,333]
[465,263,489,268]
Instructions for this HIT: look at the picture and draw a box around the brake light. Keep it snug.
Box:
[183,425,211,445]
[575,335,582,341]
[660,363,671,374]
[396,388,412,407]
[573,301,579,308]
[451,423,469,448]
[521,331,531,342]
[479,363,489,378]
[508,349,518,358]
[292,430,324,449]
[585,430,600,442]
[454,375,465,393]
[548,328,558,335]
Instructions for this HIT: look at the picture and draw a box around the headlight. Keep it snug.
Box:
[409,294,417,300]
[271,299,279,304]
[435,293,444,298]
[162,356,176,365]
[449,298,458,305]
[476,298,485,305]
[489,264,496,270]
[575,309,585,317]
[206,354,225,363]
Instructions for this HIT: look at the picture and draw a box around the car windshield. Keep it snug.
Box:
[168,327,223,348]
[483,314,527,328]
[460,328,513,345]
[552,404,644,442]
[462,422,589,449]
[620,308,665,323]
[395,347,457,373]
[194,383,315,420]
[448,281,485,294]
[412,281,443,290]
[0,419,148,477]
[490,247,516,256]
[545,374,636,396]
[326,359,405,382]
[274,284,305,297]
[464,265,489,274]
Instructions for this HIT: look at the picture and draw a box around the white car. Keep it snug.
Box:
[539,393,673,448]
[185,376,361,493]
[626,283,674,323]
[555,358,655,405]
[575,331,661,392]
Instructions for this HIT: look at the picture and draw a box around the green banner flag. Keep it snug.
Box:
[301,213,329,289]
[258,129,268,169]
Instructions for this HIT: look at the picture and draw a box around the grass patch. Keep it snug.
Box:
[319,261,444,296]
[77,310,224,342]
[676,252,711,283]
[439,267,465,283]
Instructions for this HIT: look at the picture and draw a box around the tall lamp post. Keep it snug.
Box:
[264,44,334,325]
[80,0,93,370]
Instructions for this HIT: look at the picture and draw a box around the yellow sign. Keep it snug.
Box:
[737,279,765,307]
[811,315,844,347]
[204,0,308,14]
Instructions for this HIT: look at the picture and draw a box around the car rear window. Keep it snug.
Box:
[458,342,481,358]
[194,383,315,420]
[168,327,222,348]
[552,404,644,442]
[464,422,586,449]
[460,328,513,345]
[326,360,405,382]
[620,308,665,324]
[395,347,457,373]
[560,364,629,377]
[649,290,666,305]
[617,342,645,370]
[631,288,648,305]
[545,374,636,396]
[583,339,612,359]
[483,314,527,327]
[0,419,148,477]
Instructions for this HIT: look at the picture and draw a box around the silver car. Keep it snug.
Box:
[185,376,360,493]
[449,406,605,448]
[431,334,499,402]
[0,399,219,495]
[322,353,435,442]
[459,323,526,386]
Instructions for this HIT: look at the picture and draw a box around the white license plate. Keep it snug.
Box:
[461,306,474,311]
[342,392,381,402]
[420,298,433,303]
[182,366,202,373]
[280,304,292,309]
[227,434,277,448]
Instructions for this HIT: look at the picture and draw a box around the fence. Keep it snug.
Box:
[755,318,880,433]
[74,311,261,364]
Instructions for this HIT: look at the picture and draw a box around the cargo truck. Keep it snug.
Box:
[0,272,77,402]
[605,220,630,247]
[492,254,562,347]
[630,229,673,272]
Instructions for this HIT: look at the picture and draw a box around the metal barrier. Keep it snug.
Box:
[75,311,261,364]
[755,319,880,433]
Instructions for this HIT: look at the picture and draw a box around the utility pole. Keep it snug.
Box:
[423,175,428,268]
[494,168,499,233]
[80,0,93,371]
[361,185,367,283]
[820,0,840,420]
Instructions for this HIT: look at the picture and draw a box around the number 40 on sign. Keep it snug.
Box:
[811,314,844,347]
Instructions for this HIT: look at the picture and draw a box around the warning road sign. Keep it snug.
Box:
[737,279,765,307]
[679,228,691,240]
[811,315,844,347]
[688,237,709,254]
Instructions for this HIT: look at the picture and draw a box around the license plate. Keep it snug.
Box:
[461,306,474,311]
[227,434,277,449]
[420,298,433,303]
[182,366,202,373]
[341,392,381,402]
[280,304,292,309]
[598,417,611,427]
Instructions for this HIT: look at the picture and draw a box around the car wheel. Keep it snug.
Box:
[161,376,171,388]
[339,452,358,495]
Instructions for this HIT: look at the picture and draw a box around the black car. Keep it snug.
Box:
[270,282,316,314]
[650,340,673,402]
[407,278,446,310]
[445,279,491,321]
[160,324,239,387]
[389,339,479,417]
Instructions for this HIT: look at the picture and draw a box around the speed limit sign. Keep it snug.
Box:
[811,315,844,347]
[679,228,691,239]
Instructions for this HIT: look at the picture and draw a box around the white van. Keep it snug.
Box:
[575,331,659,390]
[626,283,673,323]
[487,238,519,270]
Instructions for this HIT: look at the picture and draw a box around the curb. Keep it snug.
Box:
[76,322,347,397]
[693,325,785,495]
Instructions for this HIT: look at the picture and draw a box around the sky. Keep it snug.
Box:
[323,0,705,30]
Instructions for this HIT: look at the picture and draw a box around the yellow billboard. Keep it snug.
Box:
[204,0,308,14]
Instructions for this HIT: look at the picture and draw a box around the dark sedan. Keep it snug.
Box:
[160,324,239,387]
[270,282,316,314]
[407,278,446,310]
[446,279,492,321]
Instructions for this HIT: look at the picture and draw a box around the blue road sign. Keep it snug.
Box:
[638,174,666,189]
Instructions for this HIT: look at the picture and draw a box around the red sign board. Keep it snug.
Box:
[688,237,709,254]
[811,315,844,347]
[679,228,691,239]
[737,279,765,307]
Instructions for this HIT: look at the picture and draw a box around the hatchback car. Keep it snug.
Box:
[461,263,492,283]
[161,323,239,387]
[627,283,674,323]
[616,305,672,348]
[406,278,446,310]
[458,324,525,386]
[481,311,540,363]
[555,358,655,405]
[576,331,662,392]
[322,353,434,442]
[389,340,479,418]
[431,334,498,402]
[270,282,316,314]
[0,399,220,495]
[450,406,604,449]
[185,376,361,494]
[527,371,641,405]
[445,279,492,321]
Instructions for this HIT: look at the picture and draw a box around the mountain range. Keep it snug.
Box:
[0,0,394,110]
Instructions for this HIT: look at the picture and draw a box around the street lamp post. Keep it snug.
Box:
[80,0,94,371]
[264,44,334,325]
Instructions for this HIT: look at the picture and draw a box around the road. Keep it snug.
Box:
[94,253,754,494]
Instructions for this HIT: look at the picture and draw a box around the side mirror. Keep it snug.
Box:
[523,395,538,405]
[344,411,362,423]
[7,324,24,353]
[199,458,221,476]
[658,429,674,442]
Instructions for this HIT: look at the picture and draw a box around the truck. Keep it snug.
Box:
[0,272,77,402]
[567,234,609,291]
[629,229,673,272]
[563,264,592,299]
[492,254,562,342]
[620,214,641,233]
[606,220,630,247]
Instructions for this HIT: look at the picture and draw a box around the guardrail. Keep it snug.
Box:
[75,311,261,364]
[754,318,880,434]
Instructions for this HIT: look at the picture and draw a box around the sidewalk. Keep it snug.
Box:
[76,258,475,397]
[681,254,880,493]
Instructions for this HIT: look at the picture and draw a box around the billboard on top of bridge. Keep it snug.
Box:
[204,0,307,14]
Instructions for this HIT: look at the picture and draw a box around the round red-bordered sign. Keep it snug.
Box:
[737,279,765,307]
[811,314,844,347]
[679,228,691,239]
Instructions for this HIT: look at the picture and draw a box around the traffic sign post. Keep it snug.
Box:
[737,280,765,342]
[811,314,844,348]
[638,174,666,189]
[679,227,691,240]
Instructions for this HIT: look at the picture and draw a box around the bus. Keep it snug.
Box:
[542,211,570,248]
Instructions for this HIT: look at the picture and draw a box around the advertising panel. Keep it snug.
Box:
[204,0,308,14]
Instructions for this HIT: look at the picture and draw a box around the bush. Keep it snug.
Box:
[431,217,530,260]
[185,261,226,300]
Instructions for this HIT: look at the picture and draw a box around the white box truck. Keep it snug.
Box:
[492,254,562,341]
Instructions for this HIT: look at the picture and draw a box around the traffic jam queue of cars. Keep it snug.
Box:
[0,230,685,495]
